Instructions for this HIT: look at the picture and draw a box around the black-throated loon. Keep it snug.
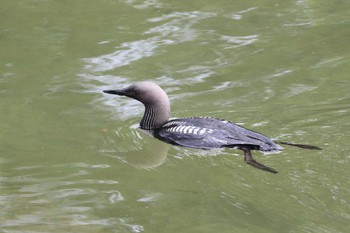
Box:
[103,81,321,174]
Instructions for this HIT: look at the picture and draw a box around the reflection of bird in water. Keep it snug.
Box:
[123,130,170,170]
[104,81,321,174]
[99,126,170,170]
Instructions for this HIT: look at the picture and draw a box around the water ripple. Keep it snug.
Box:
[221,35,258,49]
[124,0,165,10]
[83,11,215,73]
[0,167,127,232]
[83,39,175,72]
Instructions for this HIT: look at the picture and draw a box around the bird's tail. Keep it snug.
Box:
[275,141,322,150]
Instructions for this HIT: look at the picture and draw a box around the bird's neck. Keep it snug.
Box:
[140,102,170,130]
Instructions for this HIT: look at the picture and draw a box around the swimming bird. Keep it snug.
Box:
[103,81,321,174]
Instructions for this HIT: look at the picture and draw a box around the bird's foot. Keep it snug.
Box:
[242,148,278,174]
[246,159,278,174]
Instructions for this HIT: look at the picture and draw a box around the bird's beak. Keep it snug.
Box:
[103,89,126,96]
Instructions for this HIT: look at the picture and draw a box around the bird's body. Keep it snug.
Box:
[153,117,283,152]
[103,81,321,173]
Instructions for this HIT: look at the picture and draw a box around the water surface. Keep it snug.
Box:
[1,0,350,232]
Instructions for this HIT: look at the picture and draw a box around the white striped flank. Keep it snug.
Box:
[166,125,213,135]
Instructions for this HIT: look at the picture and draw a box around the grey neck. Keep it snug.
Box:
[140,104,155,129]
[140,103,170,130]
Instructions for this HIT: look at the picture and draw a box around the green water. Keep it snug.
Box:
[1,0,350,232]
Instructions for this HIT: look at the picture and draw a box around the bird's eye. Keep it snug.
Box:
[127,88,136,96]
